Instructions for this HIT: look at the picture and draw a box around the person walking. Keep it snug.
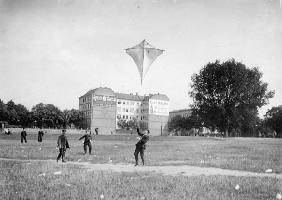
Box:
[21,128,27,143]
[79,131,92,155]
[134,128,150,166]
[56,129,70,162]
[38,127,44,142]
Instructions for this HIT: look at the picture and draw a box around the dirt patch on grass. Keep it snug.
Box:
[1,157,281,180]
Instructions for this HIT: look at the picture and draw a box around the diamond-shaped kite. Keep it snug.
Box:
[126,40,164,84]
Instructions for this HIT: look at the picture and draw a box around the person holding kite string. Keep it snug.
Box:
[134,128,150,166]
[79,130,92,155]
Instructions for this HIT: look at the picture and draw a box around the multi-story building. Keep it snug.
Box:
[79,87,169,136]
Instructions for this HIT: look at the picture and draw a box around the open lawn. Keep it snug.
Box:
[0,129,281,199]
[0,130,281,173]
[0,160,281,200]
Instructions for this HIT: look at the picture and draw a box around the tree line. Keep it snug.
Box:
[0,100,85,129]
[168,59,281,137]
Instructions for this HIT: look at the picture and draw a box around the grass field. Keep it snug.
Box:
[0,129,281,199]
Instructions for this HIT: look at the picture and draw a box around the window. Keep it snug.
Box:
[123,101,125,104]
[123,115,125,119]
[118,101,121,104]
[117,114,121,119]
[126,115,128,119]
[126,109,128,112]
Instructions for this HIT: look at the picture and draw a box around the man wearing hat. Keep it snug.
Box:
[134,128,150,166]
[56,129,70,162]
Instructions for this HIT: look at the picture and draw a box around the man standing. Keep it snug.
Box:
[38,127,44,142]
[79,131,92,155]
[134,128,150,166]
[95,128,99,135]
[57,129,70,162]
[21,128,27,143]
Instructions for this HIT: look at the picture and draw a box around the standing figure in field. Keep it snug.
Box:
[38,127,44,142]
[21,128,27,143]
[134,128,150,166]
[79,131,92,155]
[57,129,70,162]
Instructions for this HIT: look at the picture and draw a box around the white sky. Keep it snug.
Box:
[0,0,281,117]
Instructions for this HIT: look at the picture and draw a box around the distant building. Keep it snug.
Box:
[79,87,169,136]
[169,109,192,119]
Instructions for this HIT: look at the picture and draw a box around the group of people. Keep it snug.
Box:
[20,127,44,143]
[20,127,150,166]
[56,128,150,165]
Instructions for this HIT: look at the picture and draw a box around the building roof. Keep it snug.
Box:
[149,94,169,101]
[80,87,115,98]
[115,93,144,101]
[80,87,170,102]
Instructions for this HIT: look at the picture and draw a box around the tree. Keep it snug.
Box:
[264,106,282,137]
[31,103,62,128]
[168,112,202,134]
[6,100,19,125]
[117,118,141,130]
[0,99,9,122]
[67,109,84,128]
[190,59,274,137]
[127,118,139,130]
[117,119,128,129]
[14,104,31,127]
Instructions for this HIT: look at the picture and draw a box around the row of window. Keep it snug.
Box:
[80,104,91,111]
[81,96,91,103]
[117,115,147,120]
[116,107,150,113]
[84,111,91,117]
[117,101,141,106]
[117,107,139,113]
[150,101,169,105]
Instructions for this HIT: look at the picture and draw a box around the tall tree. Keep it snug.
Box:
[190,59,274,137]
[0,99,9,121]
[31,103,62,128]
[6,100,19,125]
[264,106,282,137]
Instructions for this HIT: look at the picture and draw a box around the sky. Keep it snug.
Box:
[0,0,281,117]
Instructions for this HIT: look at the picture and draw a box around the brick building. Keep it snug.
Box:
[79,87,169,136]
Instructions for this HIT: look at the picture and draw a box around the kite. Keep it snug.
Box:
[126,40,164,84]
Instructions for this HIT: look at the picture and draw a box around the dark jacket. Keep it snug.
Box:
[79,134,92,144]
[57,135,70,149]
[21,130,27,137]
[38,131,44,136]
[136,129,149,149]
